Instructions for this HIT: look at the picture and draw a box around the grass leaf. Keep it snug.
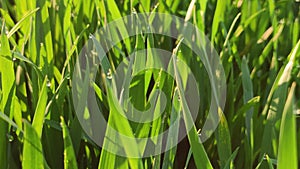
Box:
[22,121,45,169]
[216,110,232,168]
[32,77,48,138]
[60,116,78,169]
[0,21,15,169]
[277,83,297,169]
[7,8,39,38]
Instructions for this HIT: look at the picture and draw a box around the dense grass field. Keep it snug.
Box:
[0,0,299,168]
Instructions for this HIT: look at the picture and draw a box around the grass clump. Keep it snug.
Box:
[0,0,299,168]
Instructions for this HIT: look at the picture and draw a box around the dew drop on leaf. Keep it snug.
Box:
[47,81,51,87]
[7,134,14,142]
[106,69,112,80]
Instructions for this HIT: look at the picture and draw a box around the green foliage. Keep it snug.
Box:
[0,0,299,168]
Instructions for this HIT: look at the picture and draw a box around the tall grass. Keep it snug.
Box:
[0,0,299,168]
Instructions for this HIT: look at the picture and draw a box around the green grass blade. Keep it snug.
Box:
[211,0,227,42]
[277,83,297,169]
[265,154,275,169]
[0,111,22,132]
[64,24,90,72]
[172,42,213,169]
[35,0,54,80]
[185,123,213,169]
[105,0,131,52]
[195,0,207,32]
[13,96,22,130]
[216,110,232,168]
[233,96,260,123]
[234,9,266,37]
[184,148,193,169]
[60,116,78,169]
[0,9,15,27]
[223,147,239,169]
[7,8,40,38]
[32,77,48,138]
[91,35,143,168]
[98,150,116,169]
[241,56,254,167]
[261,40,300,157]
[223,13,241,48]
[292,17,299,46]
[104,86,144,168]
[162,87,181,169]
[12,51,40,71]
[0,21,15,169]
[22,121,45,169]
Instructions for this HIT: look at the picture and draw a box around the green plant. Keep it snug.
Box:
[0,0,299,168]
